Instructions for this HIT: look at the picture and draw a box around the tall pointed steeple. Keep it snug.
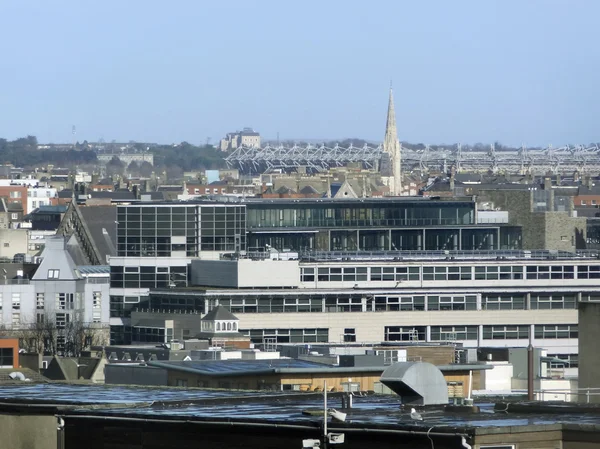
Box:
[383,87,402,196]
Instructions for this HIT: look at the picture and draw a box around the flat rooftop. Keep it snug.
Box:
[122,196,476,206]
[1,384,600,435]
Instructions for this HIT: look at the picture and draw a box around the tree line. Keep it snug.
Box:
[0,137,228,177]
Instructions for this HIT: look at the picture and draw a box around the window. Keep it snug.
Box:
[384,326,426,342]
[530,294,577,309]
[93,291,102,308]
[176,379,188,387]
[301,268,315,282]
[578,265,600,279]
[534,324,578,339]
[10,191,21,199]
[55,313,69,329]
[11,312,20,327]
[475,265,523,280]
[593,200,598,206]
[527,265,574,280]
[36,293,44,310]
[582,200,587,205]
[427,295,477,311]
[547,353,578,368]
[422,266,471,281]
[371,266,420,282]
[11,213,18,220]
[11,293,20,310]
[483,325,529,340]
[479,446,515,449]
[343,328,356,342]
[431,326,478,341]
[483,294,525,310]
[3,243,8,248]
[0,347,14,368]
[242,328,329,344]
[375,350,405,365]
[56,293,74,310]
[47,269,60,279]
[374,295,425,311]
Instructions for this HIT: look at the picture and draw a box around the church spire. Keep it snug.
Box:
[383,87,402,196]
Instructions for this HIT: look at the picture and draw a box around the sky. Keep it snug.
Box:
[0,0,598,147]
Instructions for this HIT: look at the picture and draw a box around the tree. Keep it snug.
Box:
[127,160,140,176]
[16,311,107,357]
[106,156,125,177]
[139,161,154,178]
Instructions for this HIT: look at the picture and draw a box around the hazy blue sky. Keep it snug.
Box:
[0,0,598,146]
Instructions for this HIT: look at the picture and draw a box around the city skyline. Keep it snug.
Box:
[1,0,599,146]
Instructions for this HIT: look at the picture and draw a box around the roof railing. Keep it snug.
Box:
[299,249,600,262]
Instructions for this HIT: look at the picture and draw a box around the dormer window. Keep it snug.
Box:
[216,322,221,331]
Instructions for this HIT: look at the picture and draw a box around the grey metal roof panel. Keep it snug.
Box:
[201,306,238,322]
[78,206,117,262]
[147,358,333,377]
[77,265,110,274]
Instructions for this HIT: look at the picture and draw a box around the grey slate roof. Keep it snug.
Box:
[201,306,238,322]
[78,206,117,263]
[32,237,82,281]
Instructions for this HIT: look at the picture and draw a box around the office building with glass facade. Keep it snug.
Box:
[109,197,523,344]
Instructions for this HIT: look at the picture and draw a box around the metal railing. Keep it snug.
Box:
[84,277,110,284]
[299,249,600,262]
[0,279,30,285]
[509,387,600,403]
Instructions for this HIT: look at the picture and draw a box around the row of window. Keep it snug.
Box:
[213,293,579,313]
[299,264,600,282]
[242,328,329,344]
[110,265,188,289]
[383,324,578,342]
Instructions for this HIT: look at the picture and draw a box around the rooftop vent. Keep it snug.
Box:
[380,362,448,405]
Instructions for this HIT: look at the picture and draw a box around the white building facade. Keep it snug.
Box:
[0,237,110,353]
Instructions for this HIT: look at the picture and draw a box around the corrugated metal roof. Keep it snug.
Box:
[77,265,110,274]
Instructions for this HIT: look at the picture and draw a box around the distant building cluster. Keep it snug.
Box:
[96,153,154,166]
[219,127,260,152]
[3,87,600,440]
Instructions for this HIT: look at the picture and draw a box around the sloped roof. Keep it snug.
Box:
[0,368,48,383]
[32,237,82,281]
[78,206,117,263]
[201,306,238,322]
[276,185,295,194]
[89,190,135,200]
[299,185,320,194]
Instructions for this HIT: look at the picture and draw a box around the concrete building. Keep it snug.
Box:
[0,237,111,355]
[106,197,523,343]
[0,184,28,214]
[97,152,154,166]
[26,186,57,212]
[577,299,600,402]
[219,128,261,151]
[0,229,29,259]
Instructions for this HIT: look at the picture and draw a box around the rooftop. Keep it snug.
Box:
[120,196,476,207]
[1,384,600,435]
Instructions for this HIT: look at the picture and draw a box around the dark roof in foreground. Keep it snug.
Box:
[1,384,600,437]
